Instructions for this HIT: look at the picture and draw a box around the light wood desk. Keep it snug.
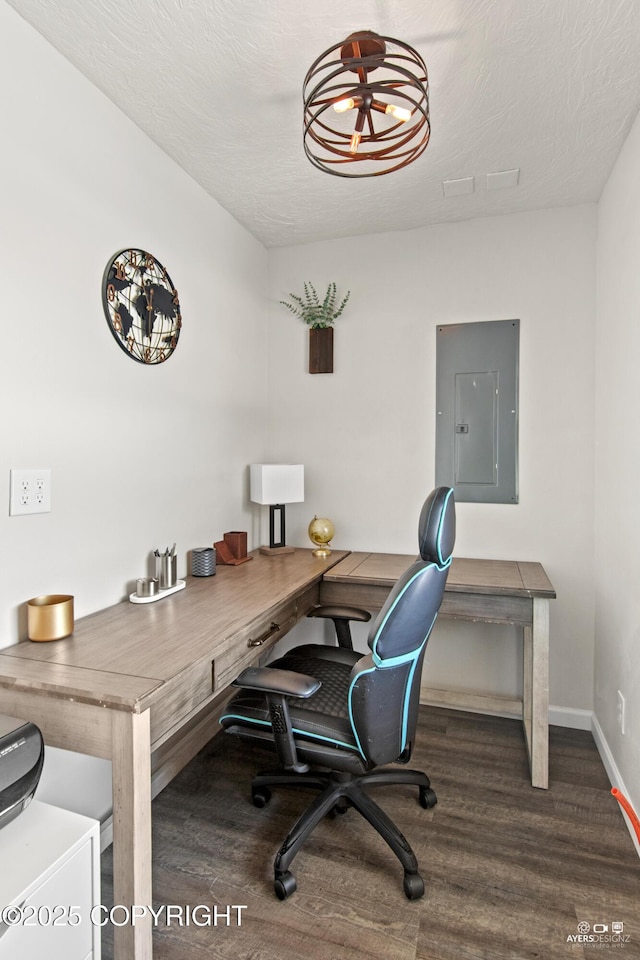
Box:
[321,554,556,790]
[0,549,348,960]
[0,549,555,958]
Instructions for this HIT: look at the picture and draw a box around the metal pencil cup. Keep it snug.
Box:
[156,553,177,590]
[192,547,216,577]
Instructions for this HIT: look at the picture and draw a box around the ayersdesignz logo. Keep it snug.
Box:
[567,921,631,947]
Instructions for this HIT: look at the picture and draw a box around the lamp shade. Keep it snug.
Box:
[250,464,304,505]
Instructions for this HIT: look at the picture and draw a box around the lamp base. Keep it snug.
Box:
[259,545,296,556]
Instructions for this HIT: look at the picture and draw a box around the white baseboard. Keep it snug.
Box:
[548,705,592,730]
[591,714,640,858]
[423,699,595,730]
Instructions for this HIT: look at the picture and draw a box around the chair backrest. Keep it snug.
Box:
[348,487,455,766]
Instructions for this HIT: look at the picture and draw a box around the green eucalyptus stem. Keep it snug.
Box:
[280,281,350,328]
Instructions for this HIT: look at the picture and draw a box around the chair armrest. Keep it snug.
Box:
[307,604,371,650]
[233,666,321,699]
[307,604,371,623]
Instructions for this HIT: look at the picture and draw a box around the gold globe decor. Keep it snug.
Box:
[308,516,335,557]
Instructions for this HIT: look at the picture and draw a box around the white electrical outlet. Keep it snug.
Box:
[617,690,626,735]
[9,469,51,516]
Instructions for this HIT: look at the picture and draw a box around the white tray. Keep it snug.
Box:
[129,580,186,604]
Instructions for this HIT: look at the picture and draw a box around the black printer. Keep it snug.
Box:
[0,714,44,830]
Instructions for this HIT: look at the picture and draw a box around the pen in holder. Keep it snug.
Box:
[156,552,177,590]
[130,547,184,604]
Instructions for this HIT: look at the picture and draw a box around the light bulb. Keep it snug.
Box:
[349,132,362,154]
[385,103,411,122]
[333,97,356,113]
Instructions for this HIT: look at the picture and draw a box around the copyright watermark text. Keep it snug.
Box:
[1,903,247,928]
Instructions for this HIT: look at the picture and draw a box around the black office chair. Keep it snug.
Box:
[220,486,455,901]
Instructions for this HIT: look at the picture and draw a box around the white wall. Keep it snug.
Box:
[0,4,268,818]
[268,205,597,714]
[594,108,640,825]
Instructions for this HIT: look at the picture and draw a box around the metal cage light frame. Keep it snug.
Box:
[303,30,430,178]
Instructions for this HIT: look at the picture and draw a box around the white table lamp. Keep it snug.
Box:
[250,464,304,555]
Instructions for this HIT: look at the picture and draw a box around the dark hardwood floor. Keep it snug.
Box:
[100,707,640,959]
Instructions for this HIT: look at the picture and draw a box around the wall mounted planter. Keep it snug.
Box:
[309,326,333,374]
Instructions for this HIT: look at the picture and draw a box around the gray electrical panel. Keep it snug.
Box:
[435,319,519,503]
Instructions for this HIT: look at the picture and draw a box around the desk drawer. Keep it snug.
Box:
[214,597,299,692]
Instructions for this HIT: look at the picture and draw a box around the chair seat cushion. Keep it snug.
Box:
[273,650,354,718]
[279,643,362,670]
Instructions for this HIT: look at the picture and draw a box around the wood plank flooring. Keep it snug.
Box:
[100,707,640,959]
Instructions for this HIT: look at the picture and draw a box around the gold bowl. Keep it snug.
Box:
[27,594,74,642]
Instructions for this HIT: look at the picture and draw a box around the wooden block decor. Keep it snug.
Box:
[214,531,252,565]
[213,540,233,564]
[225,531,247,557]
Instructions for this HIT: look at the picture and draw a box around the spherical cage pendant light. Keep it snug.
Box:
[303,30,430,177]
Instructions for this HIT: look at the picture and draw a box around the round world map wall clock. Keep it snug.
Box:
[102,248,182,364]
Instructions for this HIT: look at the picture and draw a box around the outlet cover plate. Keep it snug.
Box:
[9,468,51,516]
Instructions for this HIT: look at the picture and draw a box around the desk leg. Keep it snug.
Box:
[523,598,549,789]
[112,709,153,960]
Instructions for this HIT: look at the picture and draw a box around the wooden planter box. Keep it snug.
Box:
[309,326,333,374]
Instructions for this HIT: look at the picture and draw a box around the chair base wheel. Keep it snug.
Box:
[403,872,425,900]
[274,871,297,900]
[419,786,437,809]
[252,787,271,808]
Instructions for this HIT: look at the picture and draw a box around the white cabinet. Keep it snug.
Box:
[0,800,100,959]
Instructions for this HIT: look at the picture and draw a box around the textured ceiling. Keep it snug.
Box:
[6,0,640,247]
